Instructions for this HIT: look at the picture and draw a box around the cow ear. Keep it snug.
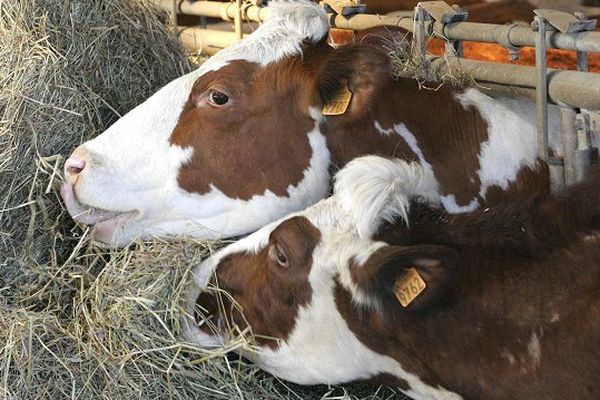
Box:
[317,27,411,119]
[355,245,460,312]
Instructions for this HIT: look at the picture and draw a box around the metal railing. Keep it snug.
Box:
[156,0,600,189]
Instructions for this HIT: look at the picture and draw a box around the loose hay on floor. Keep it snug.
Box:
[0,1,407,399]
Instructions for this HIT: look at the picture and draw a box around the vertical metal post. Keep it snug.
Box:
[445,40,463,57]
[561,106,578,185]
[534,16,566,191]
[577,52,589,71]
[445,5,464,57]
[234,0,243,41]
[573,12,592,184]
[414,6,427,60]
[575,12,590,73]
[172,0,178,33]
[574,113,592,183]
[535,16,549,163]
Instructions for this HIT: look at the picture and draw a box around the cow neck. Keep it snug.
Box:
[324,77,490,208]
[335,235,600,398]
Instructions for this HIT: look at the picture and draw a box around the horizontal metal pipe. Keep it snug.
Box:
[156,0,271,21]
[428,57,600,110]
[156,0,600,53]
[439,22,600,53]
[177,27,248,55]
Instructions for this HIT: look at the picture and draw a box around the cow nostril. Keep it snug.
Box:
[64,155,86,177]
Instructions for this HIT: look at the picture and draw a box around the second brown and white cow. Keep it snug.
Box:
[184,156,600,399]
[61,1,560,246]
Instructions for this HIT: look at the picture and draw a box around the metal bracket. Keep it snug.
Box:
[534,15,549,162]
[415,2,468,58]
[588,112,600,134]
[533,9,597,33]
[531,9,598,189]
[320,0,366,17]
[507,46,520,62]
[417,1,468,24]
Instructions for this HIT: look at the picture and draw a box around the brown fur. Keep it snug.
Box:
[195,216,320,347]
[194,166,600,397]
[340,169,600,398]
[377,166,600,257]
[171,60,317,200]
[171,28,548,208]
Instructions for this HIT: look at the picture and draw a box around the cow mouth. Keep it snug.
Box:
[60,183,137,227]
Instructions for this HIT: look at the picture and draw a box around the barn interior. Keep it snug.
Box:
[1,0,599,399]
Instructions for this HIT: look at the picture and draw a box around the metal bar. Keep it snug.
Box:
[177,27,248,55]
[155,1,600,53]
[157,0,271,22]
[427,57,600,110]
[234,0,243,41]
[577,51,590,71]
[561,106,578,185]
[178,29,600,110]
[437,21,600,53]
[575,112,592,183]
[171,0,178,33]
[445,40,463,57]
[414,6,427,60]
[535,16,549,162]
[575,34,591,183]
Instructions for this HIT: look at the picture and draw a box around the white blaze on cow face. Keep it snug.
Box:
[61,1,330,246]
[183,156,462,399]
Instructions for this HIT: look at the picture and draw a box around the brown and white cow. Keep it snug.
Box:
[61,1,560,246]
[184,155,600,400]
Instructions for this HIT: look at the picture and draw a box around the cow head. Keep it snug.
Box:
[60,1,398,246]
[60,1,331,246]
[183,156,461,391]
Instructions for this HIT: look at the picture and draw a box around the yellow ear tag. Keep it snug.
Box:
[393,268,427,307]
[322,85,353,116]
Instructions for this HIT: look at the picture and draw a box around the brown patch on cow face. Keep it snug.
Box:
[170,55,325,200]
[195,216,320,348]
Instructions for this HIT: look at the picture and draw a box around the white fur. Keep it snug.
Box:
[63,1,329,246]
[527,332,542,369]
[334,156,440,238]
[456,89,560,199]
[257,239,462,400]
[374,121,478,213]
[185,155,463,398]
[374,89,560,214]
[440,195,479,213]
[97,118,330,245]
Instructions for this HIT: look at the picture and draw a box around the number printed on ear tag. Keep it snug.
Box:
[393,268,427,307]
[322,85,353,116]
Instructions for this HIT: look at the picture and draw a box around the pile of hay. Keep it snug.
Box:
[383,24,475,89]
[0,1,405,399]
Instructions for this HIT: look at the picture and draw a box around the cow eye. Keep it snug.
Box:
[269,243,290,268]
[209,90,229,106]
